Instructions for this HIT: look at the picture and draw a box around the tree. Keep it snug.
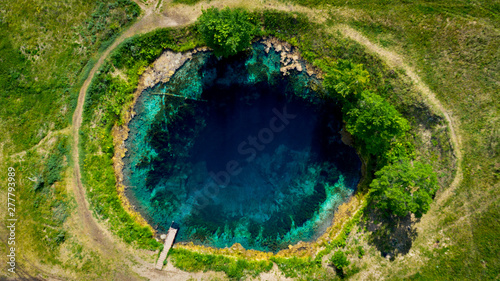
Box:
[322,60,410,158]
[323,59,370,103]
[330,250,350,277]
[370,159,438,218]
[197,8,256,57]
[344,90,410,157]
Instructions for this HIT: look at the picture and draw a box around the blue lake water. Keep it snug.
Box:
[123,42,361,252]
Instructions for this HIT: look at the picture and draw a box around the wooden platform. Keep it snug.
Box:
[155,226,178,270]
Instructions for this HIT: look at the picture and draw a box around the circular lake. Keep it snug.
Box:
[123,41,362,252]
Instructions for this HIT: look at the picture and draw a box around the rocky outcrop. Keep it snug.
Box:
[261,37,319,77]
[141,47,209,89]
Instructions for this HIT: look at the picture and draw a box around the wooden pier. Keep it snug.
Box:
[155,223,178,270]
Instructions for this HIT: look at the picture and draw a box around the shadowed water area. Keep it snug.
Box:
[124,42,361,252]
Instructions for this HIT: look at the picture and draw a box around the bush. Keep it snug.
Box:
[323,59,370,102]
[357,246,365,258]
[370,159,438,218]
[344,90,410,157]
[197,7,257,57]
[323,60,411,160]
[330,250,350,277]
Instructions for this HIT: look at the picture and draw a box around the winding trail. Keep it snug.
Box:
[69,2,184,278]
[69,1,464,280]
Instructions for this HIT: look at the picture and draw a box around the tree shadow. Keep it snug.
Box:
[327,262,348,280]
[360,203,419,260]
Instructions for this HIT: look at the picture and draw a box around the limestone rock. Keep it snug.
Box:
[260,37,318,77]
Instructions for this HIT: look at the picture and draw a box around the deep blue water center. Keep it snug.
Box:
[124,42,361,252]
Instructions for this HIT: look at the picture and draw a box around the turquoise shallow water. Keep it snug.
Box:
[123,42,361,252]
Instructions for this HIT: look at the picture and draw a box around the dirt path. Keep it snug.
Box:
[69,1,183,278]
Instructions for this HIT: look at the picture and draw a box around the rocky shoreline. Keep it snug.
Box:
[260,36,319,77]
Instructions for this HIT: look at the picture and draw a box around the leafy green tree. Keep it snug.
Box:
[197,7,256,57]
[323,59,370,102]
[370,159,438,218]
[344,90,410,157]
[330,250,350,277]
[322,59,411,159]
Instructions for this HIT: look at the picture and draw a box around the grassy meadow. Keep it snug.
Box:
[0,0,140,278]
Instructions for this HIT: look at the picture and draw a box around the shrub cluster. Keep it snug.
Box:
[322,59,438,219]
[196,8,258,57]
[330,250,350,277]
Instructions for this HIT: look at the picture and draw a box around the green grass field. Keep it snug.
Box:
[0,0,141,278]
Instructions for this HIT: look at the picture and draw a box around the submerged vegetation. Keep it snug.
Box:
[123,38,360,252]
[81,27,204,249]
